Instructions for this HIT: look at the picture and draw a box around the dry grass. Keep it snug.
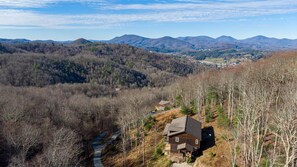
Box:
[194,119,232,167]
[193,105,234,167]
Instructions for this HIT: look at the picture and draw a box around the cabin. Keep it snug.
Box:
[155,100,171,111]
[163,116,202,161]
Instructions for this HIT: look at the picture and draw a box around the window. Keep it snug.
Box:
[195,139,199,145]
[175,137,179,142]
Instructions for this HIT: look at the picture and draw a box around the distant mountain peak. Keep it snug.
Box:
[113,34,149,40]
[216,35,236,40]
[246,35,274,41]
[216,35,237,43]
[71,38,92,45]
[160,36,174,39]
[254,35,269,38]
[121,34,145,38]
[157,36,181,41]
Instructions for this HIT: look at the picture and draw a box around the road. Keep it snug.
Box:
[92,131,120,167]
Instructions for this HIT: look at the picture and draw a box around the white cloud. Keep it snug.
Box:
[0,0,104,8]
[0,0,297,29]
[0,6,296,29]
[105,0,297,10]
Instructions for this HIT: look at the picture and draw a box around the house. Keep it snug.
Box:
[163,116,202,161]
[155,100,171,111]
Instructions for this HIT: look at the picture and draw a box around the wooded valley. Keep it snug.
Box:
[0,41,296,167]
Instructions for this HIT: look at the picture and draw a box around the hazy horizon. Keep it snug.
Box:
[1,34,297,42]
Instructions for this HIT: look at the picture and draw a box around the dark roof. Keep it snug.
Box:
[163,116,202,140]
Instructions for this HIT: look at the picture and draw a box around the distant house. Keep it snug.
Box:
[163,116,202,161]
[155,100,171,111]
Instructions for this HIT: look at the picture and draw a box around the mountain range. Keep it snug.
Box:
[2,35,297,54]
[107,35,297,52]
[1,35,297,61]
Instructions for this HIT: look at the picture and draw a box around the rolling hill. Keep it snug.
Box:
[0,41,210,87]
[2,35,297,62]
[108,35,195,52]
[108,35,297,51]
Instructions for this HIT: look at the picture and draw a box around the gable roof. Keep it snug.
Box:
[185,116,202,140]
[163,116,202,140]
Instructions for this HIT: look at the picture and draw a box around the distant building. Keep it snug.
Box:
[155,100,171,111]
[163,116,202,162]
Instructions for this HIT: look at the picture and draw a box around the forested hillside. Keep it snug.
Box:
[0,42,296,167]
[0,41,209,87]
[0,84,165,166]
[103,51,297,167]
[167,52,297,166]
[0,41,210,167]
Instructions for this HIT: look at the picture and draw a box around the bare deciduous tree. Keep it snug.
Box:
[44,128,82,167]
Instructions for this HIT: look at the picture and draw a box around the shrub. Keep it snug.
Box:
[205,106,214,123]
[187,156,195,163]
[232,108,242,127]
[209,152,216,158]
[156,147,163,155]
[134,131,140,138]
[145,124,153,131]
[181,105,192,115]
[166,160,173,166]
[259,156,270,167]
[206,87,218,105]
[144,115,157,131]
[217,106,230,128]
[181,103,197,116]
[175,95,182,107]
[164,106,171,111]
[190,100,197,114]
[152,144,164,160]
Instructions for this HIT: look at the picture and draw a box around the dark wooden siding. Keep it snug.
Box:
[168,133,200,152]
[170,143,178,153]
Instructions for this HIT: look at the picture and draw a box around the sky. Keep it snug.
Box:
[0,0,297,40]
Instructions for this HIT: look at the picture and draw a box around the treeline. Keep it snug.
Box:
[167,51,297,166]
[0,42,210,87]
[0,83,165,167]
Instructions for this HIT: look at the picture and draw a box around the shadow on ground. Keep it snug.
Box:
[193,126,215,158]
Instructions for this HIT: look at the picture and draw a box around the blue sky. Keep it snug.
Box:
[0,0,297,40]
